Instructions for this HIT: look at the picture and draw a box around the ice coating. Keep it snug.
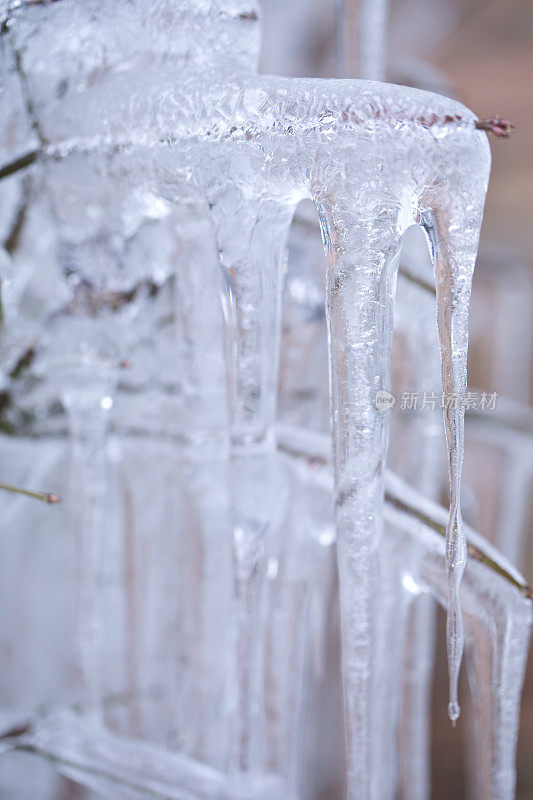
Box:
[0,0,494,794]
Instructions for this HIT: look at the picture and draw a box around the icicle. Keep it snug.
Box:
[174,198,228,440]
[181,441,234,770]
[61,368,116,720]
[314,175,405,798]
[278,200,329,435]
[320,0,486,724]
[418,130,490,720]
[398,593,435,800]
[170,196,234,767]
[465,599,531,800]
[338,0,492,735]
[205,192,296,773]
[371,526,411,800]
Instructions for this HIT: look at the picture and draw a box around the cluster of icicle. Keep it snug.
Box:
[0,1,531,800]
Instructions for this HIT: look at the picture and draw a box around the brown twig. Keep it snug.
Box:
[475,116,514,138]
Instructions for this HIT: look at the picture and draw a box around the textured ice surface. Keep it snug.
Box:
[0,1,503,798]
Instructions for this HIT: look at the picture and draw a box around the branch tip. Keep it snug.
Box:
[0,482,61,504]
[475,115,514,138]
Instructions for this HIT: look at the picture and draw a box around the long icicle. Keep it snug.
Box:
[419,129,490,721]
[316,181,405,798]
[208,191,296,773]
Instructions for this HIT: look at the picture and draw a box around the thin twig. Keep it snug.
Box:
[0,482,60,504]
[475,115,514,138]
[0,150,39,182]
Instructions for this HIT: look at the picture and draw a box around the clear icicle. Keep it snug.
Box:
[372,526,411,800]
[316,190,404,799]
[174,198,228,441]
[419,146,490,720]
[338,0,493,732]
[465,594,531,800]
[206,193,296,772]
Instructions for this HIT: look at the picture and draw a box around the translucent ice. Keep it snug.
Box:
[0,1,496,796]
[278,424,532,800]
